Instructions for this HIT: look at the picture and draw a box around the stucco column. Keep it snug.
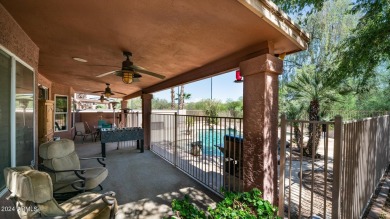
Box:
[141,93,153,150]
[120,100,128,127]
[239,54,283,205]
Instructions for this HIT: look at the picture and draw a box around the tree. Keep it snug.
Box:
[285,102,305,148]
[203,99,223,128]
[127,97,142,110]
[171,87,175,110]
[152,98,171,110]
[179,85,184,110]
[175,85,191,110]
[278,0,356,155]
[287,65,348,155]
[176,93,191,110]
[225,98,243,118]
[274,0,390,90]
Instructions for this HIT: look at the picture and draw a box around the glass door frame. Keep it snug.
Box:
[0,45,36,196]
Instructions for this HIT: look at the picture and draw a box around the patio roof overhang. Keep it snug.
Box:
[0,0,309,99]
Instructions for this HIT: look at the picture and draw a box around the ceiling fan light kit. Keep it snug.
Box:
[104,83,112,97]
[100,95,105,102]
[95,51,166,84]
[121,71,133,84]
[118,70,141,84]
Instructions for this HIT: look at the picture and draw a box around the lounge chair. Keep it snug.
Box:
[39,139,108,200]
[4,166,117,218]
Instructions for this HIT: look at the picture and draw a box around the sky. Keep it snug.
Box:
[152,70,243,103]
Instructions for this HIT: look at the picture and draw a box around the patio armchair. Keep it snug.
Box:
[74,122,96,143]
[85,121,99,141]
[4,166,117,219]
[38,139,108,199]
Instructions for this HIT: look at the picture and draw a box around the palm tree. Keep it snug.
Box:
[170,87,175,110]
[175,93,192,109]
[182,93,191,109]
[285,102,304,148]
[287,65,346,156]
[175,85,191,110]
[179,85,184,110]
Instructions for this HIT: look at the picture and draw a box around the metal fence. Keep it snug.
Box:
[327,110,388,121]
[287,110,389,122]
[128,110,390,218]
[126,112,141,127]
[279,115,341,218]
[341,115,390,218]
[150,113,243,196]
[279,113,390,219]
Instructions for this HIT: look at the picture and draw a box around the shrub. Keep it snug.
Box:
[170,188,280,219]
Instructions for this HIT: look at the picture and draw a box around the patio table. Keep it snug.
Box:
[100,127,144,157]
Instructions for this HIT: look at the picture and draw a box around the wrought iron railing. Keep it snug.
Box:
[150,113,243,196]
[126,112,141,128]
[279,115,342,218]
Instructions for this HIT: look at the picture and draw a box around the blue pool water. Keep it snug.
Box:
[198,129,241,156]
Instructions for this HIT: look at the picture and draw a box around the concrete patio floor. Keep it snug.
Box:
[75,140,221,219]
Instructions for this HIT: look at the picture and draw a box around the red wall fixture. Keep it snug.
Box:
[234,70,243,83]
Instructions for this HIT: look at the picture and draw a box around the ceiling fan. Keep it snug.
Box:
[96,51,166,84]
[92,83,126,97]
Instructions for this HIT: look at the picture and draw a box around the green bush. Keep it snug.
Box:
[170,188,280,219]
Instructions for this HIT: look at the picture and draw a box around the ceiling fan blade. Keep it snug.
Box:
[92,91,104,93]
[115,91,127,95]
[132,65,146,70]
[136,69,166,79]
[96,71,116,78]
[88,64,120,68]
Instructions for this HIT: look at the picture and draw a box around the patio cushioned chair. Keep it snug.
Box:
[4,166,117,219]
[74,122,96,143]
[85,121,99,141]
[39,139,108,198]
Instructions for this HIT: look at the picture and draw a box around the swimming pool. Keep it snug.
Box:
[198,129,241,156]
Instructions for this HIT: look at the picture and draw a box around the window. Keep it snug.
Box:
[55,95,68,131]
[0,46,35,193]
[38,85,49,100]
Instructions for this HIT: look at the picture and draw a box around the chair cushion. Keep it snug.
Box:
[39,139,76,159]
[84,167,108,190]
[61,192,117,219]
[37,199,67,217]
[4,166,52,204]
[43,151,81,183]
[52,167,108,193]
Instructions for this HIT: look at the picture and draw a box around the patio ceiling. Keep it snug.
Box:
[0,0,309,98]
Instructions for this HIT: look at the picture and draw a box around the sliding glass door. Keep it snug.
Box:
[0,50,11,191]
[0,47,35,192]
[15,61,34,166]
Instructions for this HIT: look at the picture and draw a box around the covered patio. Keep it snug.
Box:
[0,0,310,218]
[77,142,221,218]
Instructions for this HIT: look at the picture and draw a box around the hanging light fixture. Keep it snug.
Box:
[118,70,142,84]
[104,83,112,97]
[99,95,105,103]
[122,70,133,84]
[234,70,243,83]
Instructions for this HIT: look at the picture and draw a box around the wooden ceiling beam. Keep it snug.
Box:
[122,90,143,100]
